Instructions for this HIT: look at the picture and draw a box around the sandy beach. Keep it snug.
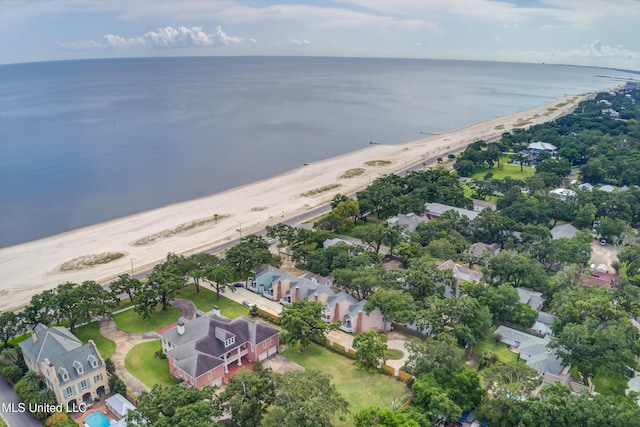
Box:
[0,91,595,312]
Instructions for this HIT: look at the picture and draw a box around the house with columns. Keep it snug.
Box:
[159,309,279,388]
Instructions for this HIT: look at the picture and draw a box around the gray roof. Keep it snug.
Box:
[550,223,579,240]
[425,203,478,220]
[528,141,557,151]
[387,213,428,232]
[20,324,82,365]
[517,287,545,311]
[599,185,615,193]
[495,325,563,375]
[49,342,104,386]
[536,312,554,325]
[105,393,136,419]
[327,291,358,308]
[162,314,279,378]
[470,242,501,257]
[438,260,483,283]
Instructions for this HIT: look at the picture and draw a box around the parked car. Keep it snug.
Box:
[242,300,256,308]
[233,282,244,287]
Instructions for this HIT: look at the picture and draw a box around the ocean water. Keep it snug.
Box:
[0,56,636,247]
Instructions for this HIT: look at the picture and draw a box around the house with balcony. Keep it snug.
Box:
[160,310,279,388]
[321,291,389,334]
[247,265,296,298]
[19,324,109,410]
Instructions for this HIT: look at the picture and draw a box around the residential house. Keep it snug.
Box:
[601,108,620,117]
[387,213,428,233]
[534,312,554,336]
[550,223,580,240]
[517,287,545,312]
[599,184,616,193]
[549,188,577,202]
[425,203,478,221]
[321,291,389,334]
[247,265,296,298]
[160,311,279,388]
[301,272,333,287]
[578,183,594,192]
[323,238,352,249]
[19,324,109,409]
[471,199,497,212]
[537,373,589,396]
[577,271,618,288]
[469,242,501,260]
[437,260,483,299]
[527,141,557,157]
[494,325,563,375]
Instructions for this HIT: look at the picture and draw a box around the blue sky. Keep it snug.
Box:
[2,0,640,68]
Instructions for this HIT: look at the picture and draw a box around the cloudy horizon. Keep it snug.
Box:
[2,0,640,69]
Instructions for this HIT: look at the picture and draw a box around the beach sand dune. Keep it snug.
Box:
[0,92,593,312]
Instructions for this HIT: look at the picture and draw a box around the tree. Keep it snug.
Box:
[333,199,360,227]
[216,362,275,427]
[487,250,547,290]
[280,300,338,352]
[0,311,19,346]
[0,347,19,365]
[597,217,626,243]
[481,362,542,399]
[128,384,220,427]
[262,370,349,427]
[352,331,388,370]
[354,407,420,427]
[353,224,387,253]
[202,264,236,299]
[54,281,111,333]
[108,373,127,396]
[549,317,640,383]
[109,274,141,301]
[184,253,219,292]
[143,267,185,313]
[226,235,282,278]
[23,289,57,327]
[365,289,415,331]
[404,333,464,376]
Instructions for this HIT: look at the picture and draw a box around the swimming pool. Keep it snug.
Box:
[85,411,110,427]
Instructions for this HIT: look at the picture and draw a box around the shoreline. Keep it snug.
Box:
[0,90,598,312]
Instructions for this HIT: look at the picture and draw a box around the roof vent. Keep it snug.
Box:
[177,320,185,335]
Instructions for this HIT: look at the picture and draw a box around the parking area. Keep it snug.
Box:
[590,238,619,272]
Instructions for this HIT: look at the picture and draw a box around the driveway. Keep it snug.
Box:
[590,239,619,271]
[0,375,43,427]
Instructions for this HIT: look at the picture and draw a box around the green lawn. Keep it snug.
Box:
[470,163,535,181]
[73,322,116,359]
[474,338,519,363]
[384,349,404,360]
[568,366,627,396]
[177,284,249,319]
[0,416,7,427]
[113,306,179,333]
[281,344,408,427]
[593,370,628,396]
[125,340,180,388]
[7,331,32,346]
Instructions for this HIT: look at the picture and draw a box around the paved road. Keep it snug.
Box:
[0,375,43,427]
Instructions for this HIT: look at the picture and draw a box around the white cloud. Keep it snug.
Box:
[568,40,640,60]
[60,25,245,50]
[289,38,310,45]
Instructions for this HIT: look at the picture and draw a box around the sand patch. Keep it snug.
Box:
[132,215,229,246]
[60,252,126,272]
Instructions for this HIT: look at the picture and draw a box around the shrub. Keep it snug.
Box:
[0,364,24,383]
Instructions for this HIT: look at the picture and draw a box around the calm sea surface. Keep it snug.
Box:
[0,56,636,246]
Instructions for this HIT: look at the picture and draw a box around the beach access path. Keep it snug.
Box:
[0,91,596,312]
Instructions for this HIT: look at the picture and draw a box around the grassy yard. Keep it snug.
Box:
[470,163,535,181]
[73,321,116,359]
[281,344,408,427]
[569,366,628,396]
[177,284,249,319]
[474,338,520,363]
[125,340,180,388]
[384,349,404,360]
[0,416,6,427]
[113,306,179,333]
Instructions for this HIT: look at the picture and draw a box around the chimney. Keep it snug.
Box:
[213,305,221,317]
[32,333,38,343]
[294,287,299,302]
[176,320,185,335]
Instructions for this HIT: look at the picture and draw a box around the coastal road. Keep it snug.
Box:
[0,375,43,427]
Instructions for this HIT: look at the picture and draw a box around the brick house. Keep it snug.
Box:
[160,311,279,388]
